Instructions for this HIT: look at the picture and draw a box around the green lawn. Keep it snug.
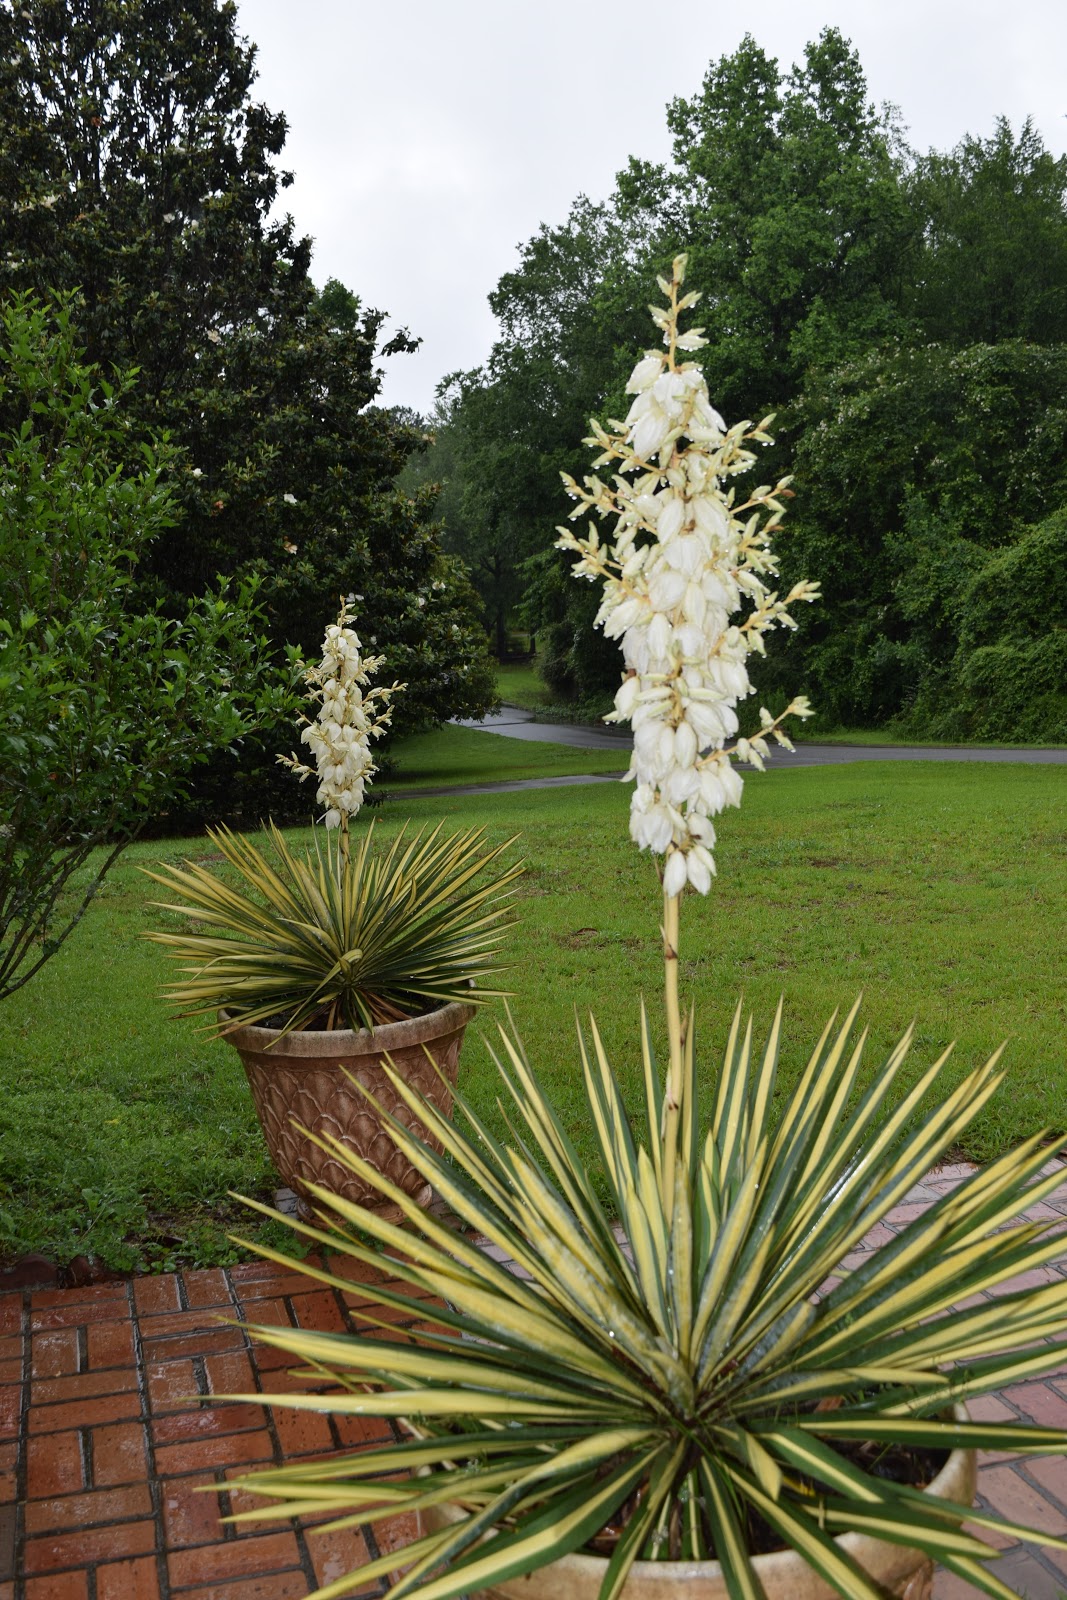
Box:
[387,721,625,787]
[2,759,1065,1272]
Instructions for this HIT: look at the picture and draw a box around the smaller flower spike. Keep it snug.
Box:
[278,596,405,830]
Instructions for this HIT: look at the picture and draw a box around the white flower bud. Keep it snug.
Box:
[663,850,688,898]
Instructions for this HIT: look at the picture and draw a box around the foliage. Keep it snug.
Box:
[0,293,291,1000]
[432,30,910,706]
[228,1001,1067,1600]
[143,821,523,1034]
[774,342,1067,727]
[937,508,1067,742]
[906,119,1067,346]
[0,0,497,731]
[417,25,1067,733]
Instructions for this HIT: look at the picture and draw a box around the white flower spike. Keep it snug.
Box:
[279,598,405,833]
[557,255,819,895]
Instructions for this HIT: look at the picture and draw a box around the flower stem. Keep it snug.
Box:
[661,886,684,1210]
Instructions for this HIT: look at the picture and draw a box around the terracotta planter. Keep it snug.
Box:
[423,1431,976,1600]
[220,1001,475,1214]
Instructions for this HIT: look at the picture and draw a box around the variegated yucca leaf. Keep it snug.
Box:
[142,820,522,1033]
[223,1002,1067,1600]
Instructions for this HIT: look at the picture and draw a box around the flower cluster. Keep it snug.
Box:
[557,256,819,896]
[279,598,405,829]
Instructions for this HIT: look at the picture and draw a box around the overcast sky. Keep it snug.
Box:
[234,0,1067,416]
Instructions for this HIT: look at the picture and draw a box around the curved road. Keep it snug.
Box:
[423,707,1067,798]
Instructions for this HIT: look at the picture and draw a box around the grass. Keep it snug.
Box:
[386,722,625,788]
[494,659,556,711]
[2,758,1065,1272]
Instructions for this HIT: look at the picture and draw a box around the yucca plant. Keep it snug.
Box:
[221,995,1067,1600]
[143,818,523,1035]
[215,260,1067,1598]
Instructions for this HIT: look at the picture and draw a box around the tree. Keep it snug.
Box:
[770,341,1067,726]
[0,0,496,722]
[907,119,1067,347]
[439,29,914,703]
[0,294,294,999]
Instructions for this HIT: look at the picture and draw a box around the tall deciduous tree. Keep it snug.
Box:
[0,0,495,725]
[906,119,1067,346]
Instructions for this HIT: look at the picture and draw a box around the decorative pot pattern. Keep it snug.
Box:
[423,1435,976,1600]
[221,1001,475,1212]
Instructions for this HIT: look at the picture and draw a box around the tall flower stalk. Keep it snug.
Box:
[557,255,819,1203]
[278,596,405,861]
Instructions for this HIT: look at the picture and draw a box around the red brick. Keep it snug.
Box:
[146,1357,199,1412]
[991,1266,1062,1296]
[96,1556,162,1600]
[184,1268,233,1309]
[177,1575,308,1600]
[0,1360,20,1384]
[24,1482,153,1534]
[333,1413,394,1449]
[980,1463,1067,1534]
[289,1291,346,1332]
[161,1471,227,1548]
[987,1545,1067,1599]
[23,1518,156,1572]
[29,1301,132,1330]
[0,1337,19,1362]
[92,1421,149,1486]
[1002,1382,1067,1428]
[308,1524,371,1589]
[256,1367,330,1395]
[322,1253,387,1287]
[25,1573,89,1600]
[967,1393,1017,1422]
[31,1328,80,1379]
[232,1297,292,1330]
[25,1430,85,1497]
[249,1342,305,1373]
[374,1509,420,1562]
[932,1574,982,1600]
[29,1390,141,1433]
[0,1385,19,1439]
[0,1297,20,1336]
[141,1327,247,1363]
[32,1367,139,1405]
[270,1404,335,1456]
[154,1427,276,1476]
[1023,1456,1067,1510]
[139,1309,235,1340]
[153,1402,264,1446]
[229,1258,320,1285]
[168,1529,301,1586]
[0,1440,16,1503]
[133,1274,181,1316]
[204,1350,256,1397]
[31,1283,129,1311]
[224,1477,291,1531]
[86,1319,136,1370]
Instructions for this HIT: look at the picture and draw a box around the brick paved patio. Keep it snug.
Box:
[3,1162,1067,1599]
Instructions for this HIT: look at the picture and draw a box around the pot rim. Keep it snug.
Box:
[217,998,476,1057]
[426,1406,975,1589]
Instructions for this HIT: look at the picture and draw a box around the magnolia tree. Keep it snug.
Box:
[557,255,819,1194]
[279,598,404,848]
